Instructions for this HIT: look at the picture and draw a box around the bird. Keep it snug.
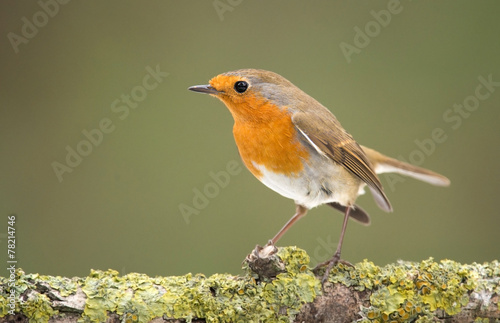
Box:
[188,69,450,281]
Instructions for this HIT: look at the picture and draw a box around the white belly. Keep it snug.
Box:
[252,155,364,209]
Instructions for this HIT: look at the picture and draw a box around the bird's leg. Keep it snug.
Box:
[246,205,308,276]
[250,204,307,262]
[314,206,352,284]
[266,204,308,246]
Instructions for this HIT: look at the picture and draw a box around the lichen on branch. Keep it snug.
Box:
[0,246,499,323]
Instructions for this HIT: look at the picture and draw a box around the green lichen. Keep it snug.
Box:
[324,258,500,322]
[1,250,498,323]
[0,247,319,323]
[20,291,56,322]
[44,274,81,297]
[77,247,320,323]
[0,269,55,323]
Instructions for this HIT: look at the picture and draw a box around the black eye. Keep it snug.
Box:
[234,81,248,93]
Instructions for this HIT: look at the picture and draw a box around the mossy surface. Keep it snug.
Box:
[323,258,500,322]
[0,246,320,323]
[0,248,498,323]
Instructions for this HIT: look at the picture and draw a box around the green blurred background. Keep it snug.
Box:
[1,1,499,279]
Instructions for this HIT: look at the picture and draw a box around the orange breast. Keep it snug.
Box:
[230,102,310,179]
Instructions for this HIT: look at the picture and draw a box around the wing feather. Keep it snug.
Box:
[292,112,392,212]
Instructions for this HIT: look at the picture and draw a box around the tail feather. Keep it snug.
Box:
[329,146,449,222]
[361,145,450,187]
[374,160,450,186]
[327,202,370,226]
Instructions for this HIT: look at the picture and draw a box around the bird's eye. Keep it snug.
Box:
[234,81,248,93]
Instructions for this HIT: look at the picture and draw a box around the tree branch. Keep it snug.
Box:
[1,246,499,322]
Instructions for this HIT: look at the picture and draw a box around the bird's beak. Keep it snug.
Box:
[188,84,220,95]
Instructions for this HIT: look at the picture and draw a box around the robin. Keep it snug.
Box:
[188,69,450,281]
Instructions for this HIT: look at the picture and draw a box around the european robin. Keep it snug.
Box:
[188,69,450,281]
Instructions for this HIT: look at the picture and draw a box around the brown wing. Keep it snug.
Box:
[292,112,392,212]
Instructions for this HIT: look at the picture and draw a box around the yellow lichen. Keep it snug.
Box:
[335,258,500,322]
[0,251,498,322]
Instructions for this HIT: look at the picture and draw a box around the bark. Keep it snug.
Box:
[1,246,498,323]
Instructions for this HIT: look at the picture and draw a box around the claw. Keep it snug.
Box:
[244,243,284,278]
[314,253,353,286]
[321,255,340,285]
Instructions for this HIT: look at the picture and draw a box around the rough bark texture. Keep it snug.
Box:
[1,246,499,323]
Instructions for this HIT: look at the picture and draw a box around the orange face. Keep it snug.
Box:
[208,74,269,123]
[206,73,310,178]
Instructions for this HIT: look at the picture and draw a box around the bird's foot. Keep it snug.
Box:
[243,241,284,279]
[313,252,353,286]
[245,241,277,263]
